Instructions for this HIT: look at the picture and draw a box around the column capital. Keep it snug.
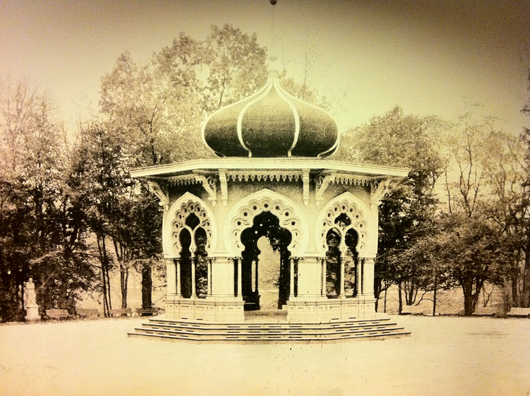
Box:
[360,256,376,262]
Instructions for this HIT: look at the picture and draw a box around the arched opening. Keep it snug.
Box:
[240,211,292,310]
[177,221,210,299]
[179,229,192,298]
[324,218,360,298]
[345,228,360,297]
[325,228,341,296]
[194,227,209,297]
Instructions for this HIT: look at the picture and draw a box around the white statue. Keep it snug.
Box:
[24,278,40,321]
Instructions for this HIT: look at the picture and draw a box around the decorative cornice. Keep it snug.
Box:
[370,179,392,209]
[146,181,169,209]
[228,170,302,182]
[194,174,217,206]
[315,173,336,206]
[130,158,409,179]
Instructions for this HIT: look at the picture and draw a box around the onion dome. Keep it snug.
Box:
[202,72,339,158]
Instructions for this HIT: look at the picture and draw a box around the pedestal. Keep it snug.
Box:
[25,305,40,321]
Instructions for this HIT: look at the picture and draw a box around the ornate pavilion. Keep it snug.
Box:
[128,66,410,342]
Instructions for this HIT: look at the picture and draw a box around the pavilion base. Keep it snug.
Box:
[128,313,410,343]
[129,297,409,343]
[164,297,245,323]
[286,297,377,322]
[163,296,376,323]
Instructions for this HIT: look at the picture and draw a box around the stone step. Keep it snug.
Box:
[141,322,398,334]
[148,317,392,329]
[128,317,410,343]
[128,328,410,343]
[133,325,405,338]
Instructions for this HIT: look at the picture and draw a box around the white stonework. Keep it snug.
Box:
[132,158,407,323]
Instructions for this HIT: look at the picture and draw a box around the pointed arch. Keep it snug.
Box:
[225,189,309,256]
[163,192,217,257]
[316,192,371,256]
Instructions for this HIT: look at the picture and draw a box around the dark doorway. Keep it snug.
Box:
[240,212,292,310]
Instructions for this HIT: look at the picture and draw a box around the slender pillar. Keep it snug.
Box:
[237,257,242,298]
[191,257,197,298]
[176,258,182,297]
[290,257,295,298]
[339,255,346,298]
[356,258,362,297]
[321,257,327,297]
[254,259,259,294]
[362,257,375,298]
[166,259,177,297]
[208,258,213,297]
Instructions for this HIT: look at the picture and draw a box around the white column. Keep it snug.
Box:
[237,257,242,298]
[363,257,375,298]
[166,259,176,297]
[208,258,213,297]
[296,257,321,298]
[339,256,346,298]
[176,258,182,297]
[356,259,362,296]
[290,258,295,298]
[191,257,197,298]
[321,258,327,297]
[254,259,259,294]
[210,256,236,298]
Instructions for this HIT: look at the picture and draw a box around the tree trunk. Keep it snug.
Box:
[398,281,403,313]
[462,279,480,316]
[97,235,112,317]
[463,289,474,316]
[120,266,128,309]
[521,249,530,308]
[141,264,152,310]
[511,268,520,307]
[373,278,381,311]
[432,272,438,316]
[384,286,388,313]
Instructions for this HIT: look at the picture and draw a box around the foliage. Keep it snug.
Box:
[337,107,446,310]
[69,122,162,313]
[419,214,508,315]
[517,68,530,307]
[96,24,270,309]
[0,80,97,321]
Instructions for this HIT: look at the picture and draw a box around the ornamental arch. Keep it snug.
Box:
[163,192,216,258]
[316,192,371,257]
[224,189,309,257]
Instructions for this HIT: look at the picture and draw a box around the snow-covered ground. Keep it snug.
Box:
[0,315,529,396]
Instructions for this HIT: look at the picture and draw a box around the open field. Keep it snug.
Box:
[0,315,529,396]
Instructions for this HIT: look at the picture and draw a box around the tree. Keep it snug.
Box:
[202,24,268,113]
[336,107,446,311]
[98,25,270,310]
[430,114,522,314]
[421,214,507,315]
[0,80,96,320]
[69,122,162,314]
[518,68,530,307]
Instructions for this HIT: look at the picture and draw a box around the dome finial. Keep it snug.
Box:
[268,0,279,74]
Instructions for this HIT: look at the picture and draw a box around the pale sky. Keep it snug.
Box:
[1,0,529,135]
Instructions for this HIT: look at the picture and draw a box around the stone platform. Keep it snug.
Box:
[128,311,409,343]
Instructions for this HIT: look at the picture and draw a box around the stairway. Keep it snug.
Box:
[128,315,410,343]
